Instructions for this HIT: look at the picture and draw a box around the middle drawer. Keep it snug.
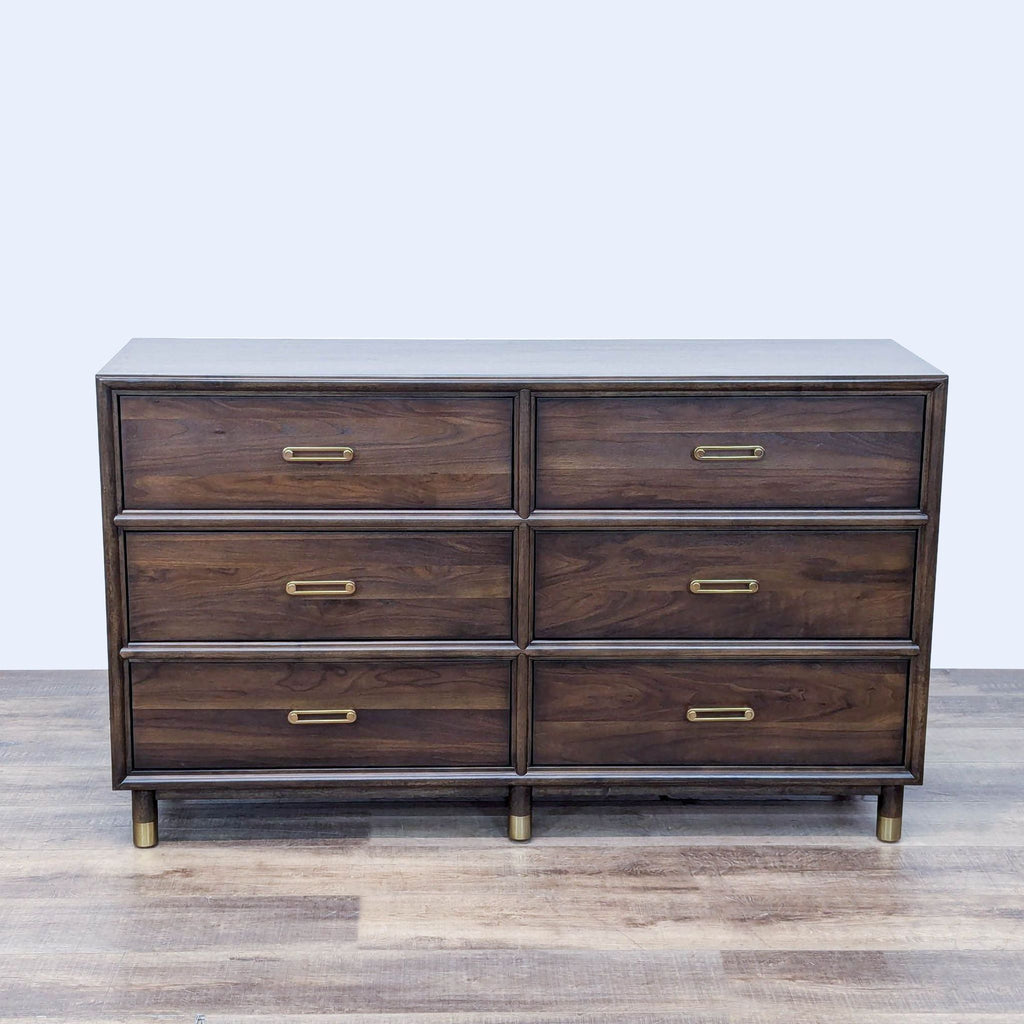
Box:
[126,531,513,641]
[534,530,916,639]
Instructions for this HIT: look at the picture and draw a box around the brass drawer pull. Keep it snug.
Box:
[285,579,357,597]
[689,578,759,594]
[692,444,765,461]
[687,706,755,723]
[287,708,357,725]
[282,446,354,462]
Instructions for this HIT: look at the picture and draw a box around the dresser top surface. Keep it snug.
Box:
[98,338,944,382]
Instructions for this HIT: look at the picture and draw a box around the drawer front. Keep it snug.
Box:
[534,530,915,639]
[532,660,908,766]
[535,395,925,509]
[126,532,512,641]
[120,395,514,509]
[131,661,512,769]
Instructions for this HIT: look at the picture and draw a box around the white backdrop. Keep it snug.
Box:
[0,1,1020,669]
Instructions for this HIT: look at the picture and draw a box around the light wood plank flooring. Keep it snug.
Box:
[1,669,1022,1022]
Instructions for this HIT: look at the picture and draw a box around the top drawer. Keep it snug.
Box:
[535,395,925,509]
[119,395,514,510]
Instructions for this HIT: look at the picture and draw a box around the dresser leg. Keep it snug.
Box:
[132,790,159,848]
[876,785,903,843]
[508,786,532,842]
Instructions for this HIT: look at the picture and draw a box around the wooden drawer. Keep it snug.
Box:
[131,661,512,769]
[120,395,514,509]
[535,395,925,509]
[534,530,915,639]
[126,531,512,641]
[532,660,908,766]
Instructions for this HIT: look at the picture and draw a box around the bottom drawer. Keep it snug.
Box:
[131,661,512,770]
[532,660,908,766]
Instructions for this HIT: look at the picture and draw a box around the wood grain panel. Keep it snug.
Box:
[126,531,512,641]
[131,661,512,770]
[532,660,908,766]
[534,530,916,640]
[120,394,514,509]
[536,395,925,508]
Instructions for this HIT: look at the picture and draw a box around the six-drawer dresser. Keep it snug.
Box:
[97,338,946,847]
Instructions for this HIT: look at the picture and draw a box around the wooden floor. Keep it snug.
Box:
[1,670,1023,1022]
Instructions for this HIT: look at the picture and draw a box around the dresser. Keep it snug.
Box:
[97,339,946,847]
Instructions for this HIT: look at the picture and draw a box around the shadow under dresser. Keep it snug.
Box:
[97,338,946,846]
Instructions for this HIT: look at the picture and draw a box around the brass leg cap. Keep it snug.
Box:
[876,815,902,843]
[508,814,531,842]
[133,820,158,848]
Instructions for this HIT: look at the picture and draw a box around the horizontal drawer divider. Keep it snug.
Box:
[122,641,523,661]
[524,767,917,785]
[121,766,917,790]
[526,640,920,659]
[123,769,522,789]
[527,510,929,528]
[114,510,929,530]
[122,641,920,661]
[115,511,523,530]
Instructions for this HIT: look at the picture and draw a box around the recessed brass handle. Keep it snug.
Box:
[692,445,765,461]
[282,446,354,462]
[687,706,755,722]
[287,708,357,725]
[689,579,759,594]
[285,580,357,597]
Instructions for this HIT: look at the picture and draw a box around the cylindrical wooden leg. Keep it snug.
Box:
[876,785,903,843]
[132,790,158,848]
[508,786,532,842]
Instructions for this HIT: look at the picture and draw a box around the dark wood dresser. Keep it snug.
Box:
[97,339,946,847]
